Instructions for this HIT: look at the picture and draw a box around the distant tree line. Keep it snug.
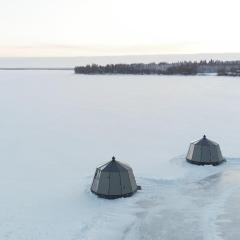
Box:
[74,60,240,76]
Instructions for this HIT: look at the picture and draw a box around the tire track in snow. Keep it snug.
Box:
[123,158,240,240]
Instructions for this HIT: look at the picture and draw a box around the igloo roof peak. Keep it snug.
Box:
[193,135,218,146]
[97,156,131,172]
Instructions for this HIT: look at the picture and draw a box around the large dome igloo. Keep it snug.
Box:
[91,157,139,199]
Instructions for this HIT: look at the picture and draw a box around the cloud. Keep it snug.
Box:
[0,42,203,57]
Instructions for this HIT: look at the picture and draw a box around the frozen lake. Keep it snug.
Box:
[0,70,240,239]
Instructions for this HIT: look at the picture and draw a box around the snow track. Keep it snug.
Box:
[71,158,240,240]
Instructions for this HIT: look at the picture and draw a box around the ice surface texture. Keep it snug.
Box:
[0,70,240,239]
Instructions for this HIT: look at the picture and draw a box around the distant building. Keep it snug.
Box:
[186,135,225,165]
[91,157,140,199]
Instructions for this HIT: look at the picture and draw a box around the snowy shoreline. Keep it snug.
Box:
[0,68,219,77]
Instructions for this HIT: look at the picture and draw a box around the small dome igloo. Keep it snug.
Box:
[186,135,225,166]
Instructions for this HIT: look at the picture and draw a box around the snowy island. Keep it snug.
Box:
[75,60,240,76]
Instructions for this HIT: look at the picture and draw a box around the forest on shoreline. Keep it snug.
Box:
[75,60,240,76]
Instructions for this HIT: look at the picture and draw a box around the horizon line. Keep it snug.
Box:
[1,52,240,58]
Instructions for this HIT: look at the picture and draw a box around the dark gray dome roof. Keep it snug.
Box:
[193,135,218,146]
[98,157,132,172]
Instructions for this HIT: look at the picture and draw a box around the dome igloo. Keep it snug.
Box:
[186,135,225,166]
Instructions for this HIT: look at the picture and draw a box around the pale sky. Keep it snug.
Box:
[0,0,240,56]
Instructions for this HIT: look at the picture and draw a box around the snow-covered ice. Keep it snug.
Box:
[0,70,240,239]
